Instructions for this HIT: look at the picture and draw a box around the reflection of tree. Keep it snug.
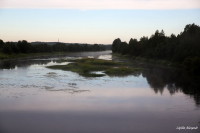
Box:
[112,54,200,105]
[175,72,200,105]
[0,61,16,69]
[0,60,51,69]
[166,84,179,95]
[142,69,166,94]
[141,66,200,105]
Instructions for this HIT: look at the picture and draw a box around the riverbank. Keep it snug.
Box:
[0,51,110,60]
[0,52,68,60]
[112,53,181,68]
[112,53,200,79]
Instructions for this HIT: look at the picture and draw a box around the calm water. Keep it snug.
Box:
[0,51,199,133]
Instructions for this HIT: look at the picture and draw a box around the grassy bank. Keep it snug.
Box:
[112,53,181,68]
[47,58,141,77]
[112,54,200,78]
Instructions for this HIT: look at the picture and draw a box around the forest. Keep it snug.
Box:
[112,23,200,75]
[0,40,106,54]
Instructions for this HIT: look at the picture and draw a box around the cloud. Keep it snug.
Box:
[0,0,200,9]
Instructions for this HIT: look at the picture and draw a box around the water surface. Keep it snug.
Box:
[0,51,199,133]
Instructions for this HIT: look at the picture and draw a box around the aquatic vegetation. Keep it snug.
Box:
[105,67,141,76]
[47,58,141,77]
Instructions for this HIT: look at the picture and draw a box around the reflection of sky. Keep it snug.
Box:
[0,57,197,113]
[0,84,193,112]
[0,53,199,133]
[0,9,200,44]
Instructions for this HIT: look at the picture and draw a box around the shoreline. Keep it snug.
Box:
[0,50,111,61]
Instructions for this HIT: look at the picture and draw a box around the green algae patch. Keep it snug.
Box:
[47,58,141,77]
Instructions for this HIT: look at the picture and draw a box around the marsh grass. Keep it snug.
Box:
[47,58,141,77]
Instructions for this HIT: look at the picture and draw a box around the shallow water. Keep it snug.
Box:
[0,51,199,133]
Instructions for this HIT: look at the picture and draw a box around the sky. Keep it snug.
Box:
[0,0,200,44]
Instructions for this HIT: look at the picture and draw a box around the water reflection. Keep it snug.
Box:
[0,59,51,69]
[111,56,200,105]
[140,68,200,105]
[0,51,199,133]
[0,51,112,69]
[0,52,199,105]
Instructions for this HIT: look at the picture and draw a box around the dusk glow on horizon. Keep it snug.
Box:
[0,0,200,44]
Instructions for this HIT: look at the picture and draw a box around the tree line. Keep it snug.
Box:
[112,23,200,75]
[0,40,106,54]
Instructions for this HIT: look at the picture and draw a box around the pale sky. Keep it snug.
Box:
[1,0,200,9]
[0,0,200,44]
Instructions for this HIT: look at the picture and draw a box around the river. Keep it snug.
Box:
[0,51,199,133]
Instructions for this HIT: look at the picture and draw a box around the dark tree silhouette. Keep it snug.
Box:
[112,23,200,75]
[0,40,107,55]
[112,38,121,53]
[0,39,4,49]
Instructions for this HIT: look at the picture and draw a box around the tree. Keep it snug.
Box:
[119,41,128,54]
[0,39,4,51]
[2,42,12,54]
[17,40,31,53]
[112,23,200,65]
[128,38,138,56]
[184,23,200,34]
[112,38,121,53]
[0,39,4,46]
